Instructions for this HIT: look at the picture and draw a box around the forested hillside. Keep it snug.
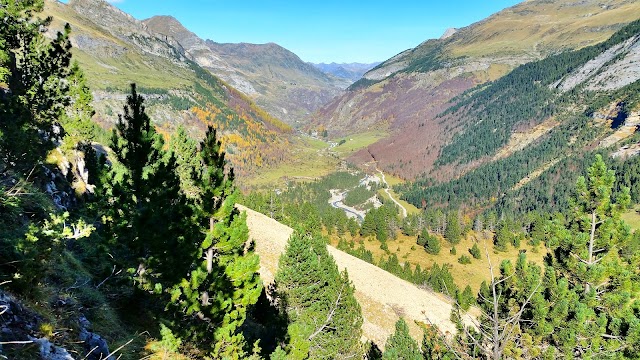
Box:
[316,0,640,180]
[398,19,640,216]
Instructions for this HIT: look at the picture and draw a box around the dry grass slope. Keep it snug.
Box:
[239,205,463,348]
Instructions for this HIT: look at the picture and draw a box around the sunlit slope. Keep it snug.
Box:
[41,0,293,179]
[240,205,463,348]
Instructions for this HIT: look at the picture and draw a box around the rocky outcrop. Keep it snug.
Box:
[553,34,640,92]
[0,291,114,360]
[67,0,185,61]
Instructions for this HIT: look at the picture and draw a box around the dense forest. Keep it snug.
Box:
[4,1,640,360]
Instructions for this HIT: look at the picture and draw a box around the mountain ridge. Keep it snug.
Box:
[144,15,348,126]
[315,0,640,181]
[43,0,293,180]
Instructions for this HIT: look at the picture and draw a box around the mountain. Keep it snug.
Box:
[143,15,348,126]
[314,0,640,181]
[396,18,640,214]
[42,0,294,179]
[312,62,381,82]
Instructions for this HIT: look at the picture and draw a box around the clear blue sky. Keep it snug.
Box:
[105,0,522,63]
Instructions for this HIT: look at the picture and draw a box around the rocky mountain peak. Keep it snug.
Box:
[67,0,142,34]
[440,28,457,40]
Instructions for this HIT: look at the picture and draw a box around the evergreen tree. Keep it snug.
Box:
[0,0,73,168]
[444,212,461,244]
[424,232,441,255]
[58,62,100,192]
[169,125,261,358]
[275,231,363,360]
[544,154,638,357]
[493,222,510,252]
[59,62,97,151]
[457,285,476,310]
[105,84,197,290]
[469,243,481,259]
[382,318,421,360]
[417,228,429,246]
[168,125,200,198]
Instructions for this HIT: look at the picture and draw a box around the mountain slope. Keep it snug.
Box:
[144,16,348,126]
[316,0,640,180]
[240,205,462,348]
[396,19,640,214]
[42,0,292,178]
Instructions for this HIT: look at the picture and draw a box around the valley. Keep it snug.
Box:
[3,0,640,359]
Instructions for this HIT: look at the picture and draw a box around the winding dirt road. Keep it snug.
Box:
[377,169,408,218]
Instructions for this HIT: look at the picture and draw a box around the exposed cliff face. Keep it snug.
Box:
[316,0,640,180]
[142,16,241,82]
[67,0,186,61]
[553,34,640,92]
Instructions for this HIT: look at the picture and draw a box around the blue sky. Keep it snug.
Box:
[105,0,522,63]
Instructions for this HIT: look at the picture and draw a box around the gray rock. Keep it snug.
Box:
[79,328,114,360]
[31,337,74,360]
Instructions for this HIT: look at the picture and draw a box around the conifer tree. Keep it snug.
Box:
[168,125,200,198]
[59,62,97,150]
[169,126,261,359]
[106,84,196,290]
[417,228,429,246]
[445,211,461,244]
[275,231,363,359]
[424,232,441,255]
[469,243,481,259]
[0,0,73,168]
[544,154,638,357]
[382,318,421,360]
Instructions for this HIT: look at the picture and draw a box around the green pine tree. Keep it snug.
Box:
[544,154,638,357]
[424,233,441,255]
[168,125,200,198]
[382,318,421,360]
[469,243,481,259]
[417,228,429,246]
[169,126,261,359]
[59,62,97,151]
[444,212,461,244]
[105,84,197,291]
[275,231,363,360]
[0,0,73,167]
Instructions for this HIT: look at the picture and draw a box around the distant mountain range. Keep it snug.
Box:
[143,15,349,126]
[311,62,381,82]
[40,0,640,205]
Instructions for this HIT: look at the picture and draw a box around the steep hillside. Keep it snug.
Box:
[397,19,640,214]
[316,0,640,180]
[42,0,292,178]
[312,62,381,82]
[240,205,463,348]
[144,16,348,126]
